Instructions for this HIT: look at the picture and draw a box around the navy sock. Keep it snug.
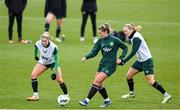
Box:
[127,79,134,92]
[45,23,50,31]
[152,82,166,94]
[32,79,38,92]
[56,26,61,38]
[60,82,68,94]
[87,84,100,100]
[99,87,108,99]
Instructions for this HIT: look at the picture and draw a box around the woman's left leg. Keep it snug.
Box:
[145,74,171,103]
[94,72,112,107]
[56,18,63,39]
[85,72,108,100]
[56,67,68,95]
[79,72,111,107]
[146,74,166,95]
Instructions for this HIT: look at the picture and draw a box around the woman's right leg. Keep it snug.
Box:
[44,12,55,31]
[122,67,139,99]
[8,12,15,42]
[27,63,47,101]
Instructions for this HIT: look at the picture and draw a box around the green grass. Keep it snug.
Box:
[0,0,180,109]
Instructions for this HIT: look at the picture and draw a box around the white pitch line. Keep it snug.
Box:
[0,16,180,26]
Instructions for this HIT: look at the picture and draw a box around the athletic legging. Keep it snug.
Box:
[80,11,97,37]
[8,12,23,41]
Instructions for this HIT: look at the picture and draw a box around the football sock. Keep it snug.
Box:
[99,87,108,99]
[45,23,50,31]
[163,92,169,97]
[127,79,134,92]
[152,81,166,94]
[104,97,110,102]
[32,79,38,92]
[33,92,38,96]
[87,84,99,100]
[56,26,61,38]
[85,98,90,103]
[129,91,134,95]
[60,82,68,95]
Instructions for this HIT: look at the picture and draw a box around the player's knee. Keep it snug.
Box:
[46,20,51,24]
[56,26,61,30]
[93,79,102,86]
[46,17,52,24]
[146,78,155,85]
[126,73,133,79]
[57,78,64,84]
[31,73,37,79]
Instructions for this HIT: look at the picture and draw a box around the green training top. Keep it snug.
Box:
[123,37,141,63]
[85,35,128,65]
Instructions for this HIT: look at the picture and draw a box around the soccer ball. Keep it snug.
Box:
[57,95,70,106]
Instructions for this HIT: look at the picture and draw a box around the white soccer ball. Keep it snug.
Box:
[57,95,70,106]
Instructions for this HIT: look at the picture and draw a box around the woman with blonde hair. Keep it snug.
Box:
[26,32,69,104]
[119,23,171,104]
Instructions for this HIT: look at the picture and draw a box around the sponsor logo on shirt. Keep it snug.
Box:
[103,47,112,52]
[41,55,49,61]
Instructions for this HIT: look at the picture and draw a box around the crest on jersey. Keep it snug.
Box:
[110,42,114,46]
[43,49,47,53]
[106,70,109,73]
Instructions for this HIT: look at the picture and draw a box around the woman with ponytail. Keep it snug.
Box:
[79,23,128,108]
[26,32,70,104]
[119,23,171,104]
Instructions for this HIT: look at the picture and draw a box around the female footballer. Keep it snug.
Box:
[119,23,171,104]
[79,23,128,108]
[44,0,67,42]
[27,32,69,104]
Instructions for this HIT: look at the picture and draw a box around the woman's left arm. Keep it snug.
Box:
[53,48,59,75]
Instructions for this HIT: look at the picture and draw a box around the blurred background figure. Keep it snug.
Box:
[80,0,98,43]
[44,0,67,43]
[5,0,30,44]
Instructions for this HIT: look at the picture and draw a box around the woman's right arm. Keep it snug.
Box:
[34,45,39,61]
[123,37,141,63]
[85,40,101,60]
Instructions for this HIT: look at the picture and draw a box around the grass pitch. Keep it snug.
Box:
[0,0,180,109]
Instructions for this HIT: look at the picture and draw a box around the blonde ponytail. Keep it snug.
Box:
[124,23,142,31]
